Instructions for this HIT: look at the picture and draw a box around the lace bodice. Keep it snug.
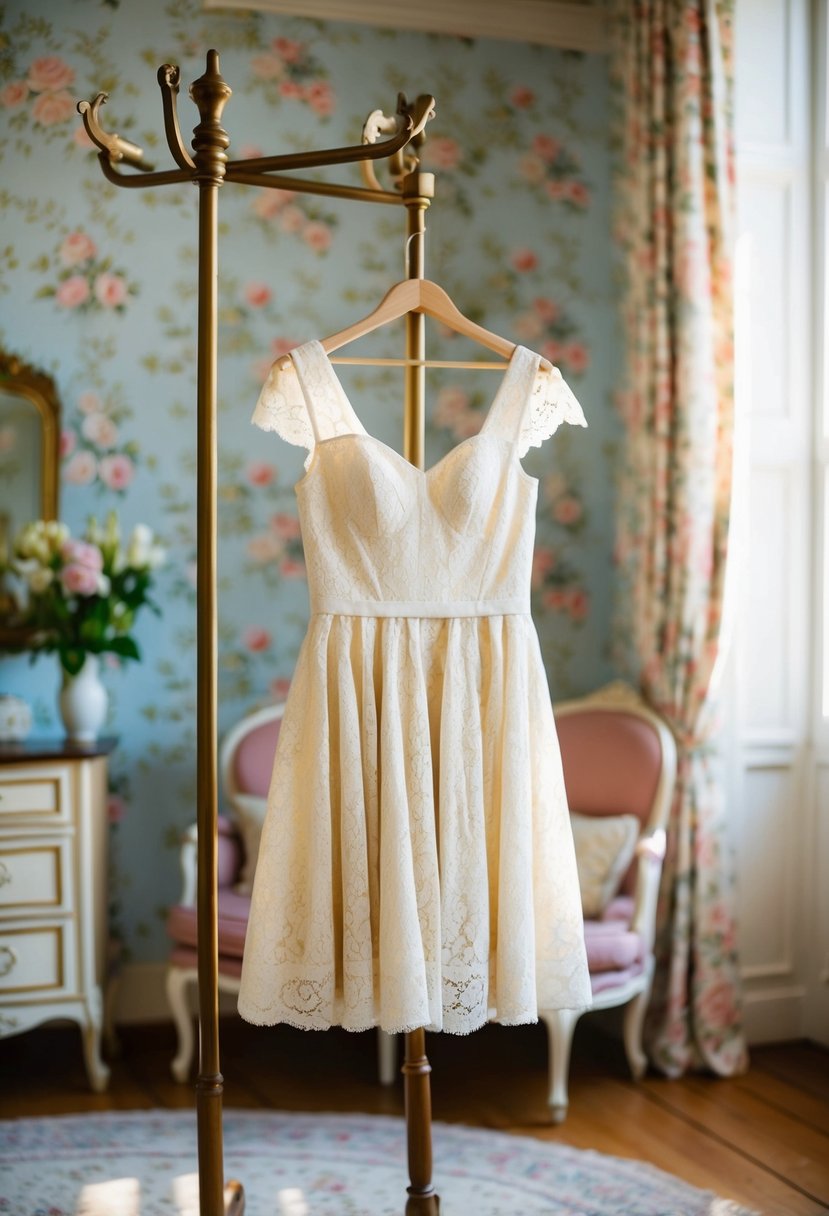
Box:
[253,342,586,616]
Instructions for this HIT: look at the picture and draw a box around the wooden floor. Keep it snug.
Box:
[1,1018,827,1214]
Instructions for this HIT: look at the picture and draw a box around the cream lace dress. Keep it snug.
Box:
[237,341,592,1034]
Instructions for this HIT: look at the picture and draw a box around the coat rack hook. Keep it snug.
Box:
[77,92,154,170]
[158,64,196,171]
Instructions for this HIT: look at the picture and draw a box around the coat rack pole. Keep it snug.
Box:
[402,173,439,1216]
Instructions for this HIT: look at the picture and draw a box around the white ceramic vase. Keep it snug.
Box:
[59,654,108,743]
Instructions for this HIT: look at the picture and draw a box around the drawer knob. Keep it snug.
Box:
[0,862,11,887]
[0,945,18,977]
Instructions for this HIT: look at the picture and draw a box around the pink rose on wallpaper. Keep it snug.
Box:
[533,297,559,324]
[513,312,544,341]
[303,221,332,253]
[242,626,272,652]
[60,563,100,597]
[250,52,283,80]
[60,231,97,266]
[544,179,569,202]
[511,248,538,273]
[77,391,102,415]
[0,81,28,108]
[518,154,546,185]
[278,205,305,234]
[270,338,297,359]
[32,90,75,125]
[567,588,589,621]
[279,557,306,578]
[73,124,96,150]
[55,275,90,309]
[246,533,283,564]
[424,137,461,170]
[563,341,589,374]
[307,81,334,116]
[98,453,134,490]
[542,588,568,612]
[244,282,272,308]
[81,412,118,449]
[28,56,75,92]
[94,273,128,309]
[279,80,304,100]
[251,192,282,221]
[62,539,103,570]
[698,978,739,1029]
[511,86,535,108]
[532,134,561,162]
[273,37,303,63]
[540,338,565,364]
[60,430,76,457]
[246,461,275,487]
[64,450,96,484]
[567,180,590,208]
[553,495,583,526]
[531,546,556,588]
[238,143,263,160]
[269,676,291,701]
[107,794,127,824]
[270,512,301,539]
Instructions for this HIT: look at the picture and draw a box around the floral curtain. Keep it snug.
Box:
[612,0,748,1076]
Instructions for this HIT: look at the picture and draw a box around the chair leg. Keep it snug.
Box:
[622,984,651,1080]
[377,1029,398,1085]
[166,966,195,1083]
[541,1007,581,1124]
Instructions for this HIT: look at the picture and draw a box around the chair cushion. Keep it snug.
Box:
[170,945,243,979]
[590,961,645,995]
[167,889,251,960]
[584,916,645,973]
[229,792,268,894]
[570,812,640,916]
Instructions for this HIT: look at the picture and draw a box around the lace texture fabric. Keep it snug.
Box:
[238,342,592,1035]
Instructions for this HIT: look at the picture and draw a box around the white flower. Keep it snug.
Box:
[96,573,111,596]
[146,544,165,570]
[126,524,158,569]
[28,566,54,593]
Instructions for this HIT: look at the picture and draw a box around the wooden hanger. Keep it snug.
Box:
[274,278,553,374]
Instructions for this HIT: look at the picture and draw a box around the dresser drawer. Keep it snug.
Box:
[0,767,70,825]
[0,839,71,914]
[0,922,73,997]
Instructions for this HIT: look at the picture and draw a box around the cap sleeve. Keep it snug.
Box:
[252,359,315,459]
[518,365,587,458]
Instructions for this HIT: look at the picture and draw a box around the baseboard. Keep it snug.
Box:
[110,962,239,1025]
[741,985,806,1044]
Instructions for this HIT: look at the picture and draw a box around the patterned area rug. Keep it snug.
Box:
[0,1109,756,1215]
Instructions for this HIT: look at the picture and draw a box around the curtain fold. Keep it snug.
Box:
[612,0,748,1076]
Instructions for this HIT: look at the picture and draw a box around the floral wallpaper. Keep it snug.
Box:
[0,0,618,965]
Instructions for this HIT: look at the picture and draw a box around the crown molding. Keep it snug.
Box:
[203,0,611,54]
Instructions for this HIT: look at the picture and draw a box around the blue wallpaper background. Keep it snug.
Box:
[0,0,619,964]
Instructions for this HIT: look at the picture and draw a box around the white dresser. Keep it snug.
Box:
[0,739,114,1091]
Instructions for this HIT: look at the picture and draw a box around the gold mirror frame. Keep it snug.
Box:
[0,350,61,647]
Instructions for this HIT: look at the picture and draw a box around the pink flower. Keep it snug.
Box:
[55,275,90,309]
[73,124,96,150]
[60,562,100,596]
[510,86,535,108]
[545,179,569,202]
[513,312,544,341]
[423,137,461,170]
[61,539,103,570]
[532,134,560,162]
[0,81,28,108]
[64,450,97,484]
[567,180,590,208]
[250,52,284,80]
[303,221,332,253]
[279,80,305,100]
[107,794,127,824]
[518,153,546,184]
[567,588,589,621]
[273,37,303,62]
[698,978,739,1029]
[531,546,555,588]
[542,588,569,612]
[269,676,291,701]
[242,626,272,652]
[31,90,75,125]
[60,429,76,457]
[94,273,128,309]
[270,337,297,359]
[98,453,135,490]
[533,297,559,323]
[238,143,263,160]
[78,391,103,415]
[60,231,97,266]
[553,495,583,526]
[511,248,538,273]
[563,341,589,374]
[540,338,565,364]
[278,205,305,234]
[251,192,283,220]
[244,281,272,308]
[307,81,335,116]
[270,512,301,539]
[246,533,284,564]
[279,557,306,578]
[246,460,275,487]
[28,56,75,92]
[81,413,118,449]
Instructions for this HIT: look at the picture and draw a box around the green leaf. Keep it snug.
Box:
[107,636,140,662]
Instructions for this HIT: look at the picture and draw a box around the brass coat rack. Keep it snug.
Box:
[79,50,438,1216]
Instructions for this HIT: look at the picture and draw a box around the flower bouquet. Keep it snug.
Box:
[8,513,164,675]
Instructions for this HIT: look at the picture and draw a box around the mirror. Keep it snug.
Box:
[0,350,60,641]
